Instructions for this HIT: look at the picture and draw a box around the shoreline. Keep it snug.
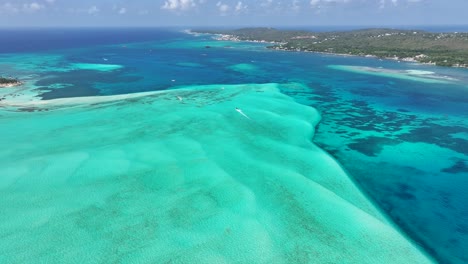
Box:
[193,31,468,69]
[270,46,468,68]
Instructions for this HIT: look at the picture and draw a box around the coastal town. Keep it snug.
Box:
[195,28,468,68]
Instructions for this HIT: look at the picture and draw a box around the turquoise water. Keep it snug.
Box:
[0,84,432,263]
[1,29,467,263]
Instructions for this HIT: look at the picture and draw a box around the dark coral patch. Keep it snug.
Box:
[347,136,400,157]
[442,160,468,174]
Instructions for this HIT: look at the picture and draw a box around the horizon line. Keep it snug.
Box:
[1,24,468,29]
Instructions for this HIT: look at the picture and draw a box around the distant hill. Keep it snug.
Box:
[194,28,468,67]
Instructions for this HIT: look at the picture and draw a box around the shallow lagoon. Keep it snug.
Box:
[0,84,432,263]
[0,28,467,263]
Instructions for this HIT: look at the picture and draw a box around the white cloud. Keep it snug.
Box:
[88,5,99,15]
[310,0,351,7]
[310,0,320,6]
[0,2,19,14]
[261,0,274,8]
[161,0,196,11]
[216,1,230,15]
[291,0,301,11]
[379,0,386,9]
[23,2,44,12]
[118,7,127,14]
[1,2,48,14]
[379,0,401,9]
[235,1,247,13]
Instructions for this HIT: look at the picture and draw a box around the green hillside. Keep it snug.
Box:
[196,28,468,67]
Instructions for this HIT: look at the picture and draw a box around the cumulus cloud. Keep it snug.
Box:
[310,0,351,7]
[216,1,230,15]
[379,0,396,9]
[161,0,196,11]
[0,2,43,15]
[88,5,99,15]
[261,0,274,8]
[23,2,44,12]
[118,7,127,14]
[0,2,19,14]
[310,0,320,5]
[291,0,301,11]
[235,1,247,13]
[379,0,423,9]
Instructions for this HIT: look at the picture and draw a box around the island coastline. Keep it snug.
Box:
[191,28,468,68]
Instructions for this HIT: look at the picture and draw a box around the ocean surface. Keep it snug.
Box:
[0,28,467,263]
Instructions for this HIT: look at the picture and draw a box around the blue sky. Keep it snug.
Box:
[0,0,467,27]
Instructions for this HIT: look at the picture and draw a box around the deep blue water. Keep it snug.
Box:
[1,28,468,263]
[3,25,466,53]
[0,28,182,53]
